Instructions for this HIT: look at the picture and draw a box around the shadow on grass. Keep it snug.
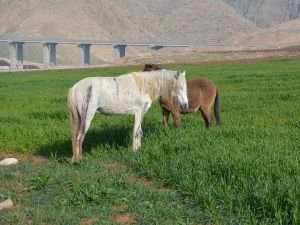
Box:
[36,124,132,161]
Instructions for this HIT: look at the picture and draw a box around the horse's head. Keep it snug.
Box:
[172,71,188,109]
[143,64,161,71]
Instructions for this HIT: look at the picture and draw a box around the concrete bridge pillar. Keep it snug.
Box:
[114,44,127,60]
[9,41,24,70]
[43,42,57,68]
[150,45,164,54]
[78,43,91,66]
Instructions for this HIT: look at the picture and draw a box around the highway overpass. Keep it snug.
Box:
[0,39,189,70]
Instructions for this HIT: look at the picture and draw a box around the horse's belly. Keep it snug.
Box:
[96,105,135,115]
[180,106,199,113]
[96,98,136,115]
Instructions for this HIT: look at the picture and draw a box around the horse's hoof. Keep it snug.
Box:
[71,156,81,163]
[132,146,140,152]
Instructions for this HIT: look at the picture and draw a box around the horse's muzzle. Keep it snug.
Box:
[181,102,188,109]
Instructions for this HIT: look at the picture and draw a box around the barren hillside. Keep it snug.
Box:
[0,0,258,43]
[0,0,299,65]
[232,18,300,46]
[0,0,257,63]
[224,0,300,28]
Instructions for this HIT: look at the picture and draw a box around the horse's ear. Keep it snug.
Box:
[175,71,186,79]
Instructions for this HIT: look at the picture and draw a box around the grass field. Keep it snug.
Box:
[0,59,300,224]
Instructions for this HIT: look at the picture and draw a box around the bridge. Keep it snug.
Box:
[0,39,189,70]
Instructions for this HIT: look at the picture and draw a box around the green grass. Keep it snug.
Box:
[0,59,300,224]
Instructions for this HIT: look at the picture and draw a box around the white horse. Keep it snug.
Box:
[68,70,188,162]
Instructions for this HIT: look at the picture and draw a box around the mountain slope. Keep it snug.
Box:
[0,0,258,63]
[0,0,258,42]
[223,0,300,28]
[232,18,300,46]
[0,0,299,64]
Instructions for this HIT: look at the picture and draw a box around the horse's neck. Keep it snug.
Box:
[143,72,168,101]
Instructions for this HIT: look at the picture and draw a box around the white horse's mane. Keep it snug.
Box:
[130,70,184,101]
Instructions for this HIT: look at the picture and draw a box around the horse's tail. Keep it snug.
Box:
[214,89,221,125]
[67,86,80,162]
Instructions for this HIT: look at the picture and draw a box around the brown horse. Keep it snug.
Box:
[143,64,221,128]
[143,63,162,71]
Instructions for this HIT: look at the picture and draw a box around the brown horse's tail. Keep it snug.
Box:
[67,87,80,162]
[214,89,221,125]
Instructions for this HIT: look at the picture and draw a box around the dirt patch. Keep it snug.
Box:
[125,174,171,193]
[0,152,47,164]
[187,55,300,65]
[141,178,153,186]
[121,48,300,66]
[125,174,136,183]
[157,185,170,192]
[111,214,137,224]
[113,203,129,210]
[104,162,128,169]
[125,174,153,186]
[80,217,98,224]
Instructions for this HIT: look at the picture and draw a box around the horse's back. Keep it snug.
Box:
[188,77,215,89]
[72,77,102,91]
[72,75,149,116]
[186,77,217,109]
[72,76,133,94]
[188,77,216,94]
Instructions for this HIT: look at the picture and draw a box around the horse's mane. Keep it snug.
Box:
[131,70,182,101]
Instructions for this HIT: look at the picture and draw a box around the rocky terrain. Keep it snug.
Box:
[0,0,299,65]
[224,0,300,28]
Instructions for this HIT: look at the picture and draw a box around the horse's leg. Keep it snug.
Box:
[73,86,97,162]
[133,111,144,151]
[70,111,81,163]
[68,88,81,163]
[77,103,98,158]
[75,123,85,161]
[71,119,86,162]
[76,116,92,160]
[73,118,89,162]
[162,108,170,127]
[172,111,181,128]
[214,90,221,125]
[200,106,212,128]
